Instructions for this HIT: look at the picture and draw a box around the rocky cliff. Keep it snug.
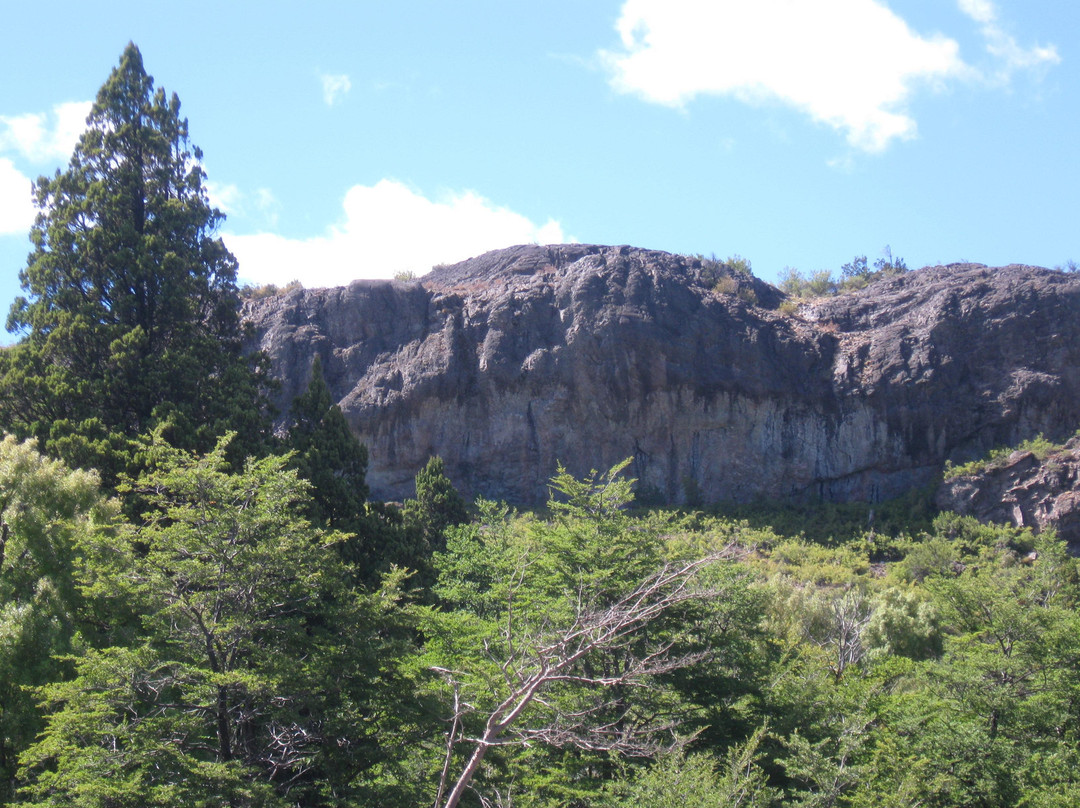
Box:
[937,438,1080,548]
[242,244,1080,507]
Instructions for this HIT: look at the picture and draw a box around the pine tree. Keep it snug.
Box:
[404,455,469,551]
[288,355,369,529]
[0,43,268,482]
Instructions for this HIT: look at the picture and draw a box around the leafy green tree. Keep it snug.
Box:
[0,436,114,803]
[620,730,778,808]
[424,463,751,808]
[285,359,450,582]
[19,432,423,806]
[0,43,268,484]
[863,586,942,661]
[840,255,869,281]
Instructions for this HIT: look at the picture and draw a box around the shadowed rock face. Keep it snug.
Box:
[243,244,1080,506]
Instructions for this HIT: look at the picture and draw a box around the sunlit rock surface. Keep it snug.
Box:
[243,244,1080,509]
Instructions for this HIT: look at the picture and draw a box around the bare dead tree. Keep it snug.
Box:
[432,547,742,808]
[797,586,873,681]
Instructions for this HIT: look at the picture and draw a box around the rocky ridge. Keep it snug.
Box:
[243,244,1080,514]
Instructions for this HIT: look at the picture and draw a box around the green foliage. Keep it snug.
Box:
[0,426,1077,807]
[0,44,269,484]
[695,253,758,301]
[778,298,802,316]
[780,247,907,300]
[863,586,943,661]
[944,432,1064,479]
[779,267,837,298]
[19,432,425,806]
[840,254,870,281]
[620,729,778,807]
[715,485,937,547]
[0,437,114,802]
[714,275,739,295]
[286,356,368,527]
[423,462,756,807]
[403,455,468,553]
[237,280,302,299]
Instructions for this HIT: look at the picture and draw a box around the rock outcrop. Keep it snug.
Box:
[242,244,1080,508]
[936,438,1080,550]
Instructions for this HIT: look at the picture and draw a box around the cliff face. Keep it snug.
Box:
[243,244,1080,506]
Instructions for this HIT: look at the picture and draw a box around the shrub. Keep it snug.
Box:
[713,275,738,295]
[239,279,302,299]
[944,433,1061,479]
[737,286,758,305]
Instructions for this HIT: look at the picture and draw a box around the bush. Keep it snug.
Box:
[713,276,738,295]
[239,279,302,299]
[944,433,1063,479]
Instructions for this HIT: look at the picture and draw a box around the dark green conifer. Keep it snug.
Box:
[288,354,369,528]
[0,43,269,482]
[404,455,469,551]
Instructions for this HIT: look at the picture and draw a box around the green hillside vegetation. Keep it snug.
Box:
[2,45,1079,808]
[943,432,1072,480]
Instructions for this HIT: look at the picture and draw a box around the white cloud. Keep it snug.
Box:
[602,0,969,152]
[253,188,280,227]
[321,73,352,106]
[957,0,1059,75]
[204,182,279,228]
[602,1,1058,152]
[0,158,35,235]
[609,0,972,152]
[205,180,242,214]
[225,179,567,288]
[957,0,996,25]
[0,100,91,163]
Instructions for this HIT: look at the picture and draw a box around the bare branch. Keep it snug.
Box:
[433,545,741,808]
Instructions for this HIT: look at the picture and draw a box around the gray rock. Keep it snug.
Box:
[936,437,1080,550]
[242,245,1080,509]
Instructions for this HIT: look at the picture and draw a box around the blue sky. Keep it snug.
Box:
[0,0,1075,318]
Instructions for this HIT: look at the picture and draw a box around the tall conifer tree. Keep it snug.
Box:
[0,43,268,481]
[288,354,369,528]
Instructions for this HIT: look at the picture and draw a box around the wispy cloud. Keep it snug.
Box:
[320,73,352,106]
[957,0,1059,76]
[205,181,280,228]
[0,100,91,163]
[0,158,35,235]
[601,0,1055,153]
[225,179,567,287]
[205,180,242,214]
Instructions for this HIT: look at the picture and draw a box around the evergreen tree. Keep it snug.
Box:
[287,355,369,528]
[403,455,468,552]
[0,43,268,483]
